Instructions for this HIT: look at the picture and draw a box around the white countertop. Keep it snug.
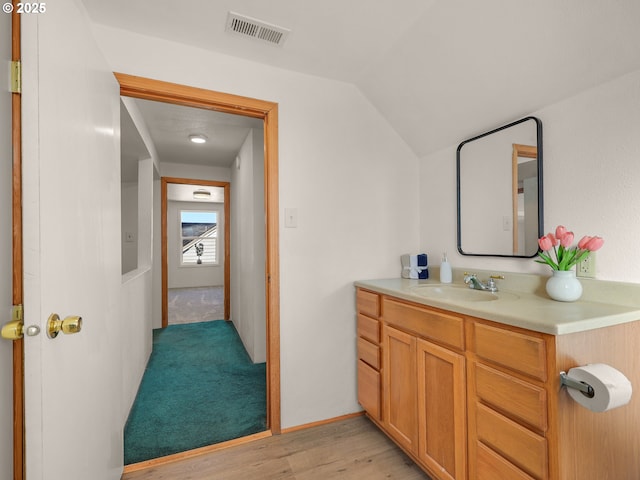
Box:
[354,275,640,335]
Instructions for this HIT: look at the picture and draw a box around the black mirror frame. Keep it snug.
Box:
[456,116,543,258]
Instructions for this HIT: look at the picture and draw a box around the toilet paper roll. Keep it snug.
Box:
[567,363,632,412]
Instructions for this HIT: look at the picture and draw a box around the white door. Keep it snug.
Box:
[1,10,15,480]
[21,1,124,479]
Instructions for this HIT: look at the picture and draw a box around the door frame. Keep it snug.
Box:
[116,73,282,440]
[11,3,24,479]
[162,178,231,326]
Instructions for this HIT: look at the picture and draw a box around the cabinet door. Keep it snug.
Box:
[417,338,467,480]
[383,325,418,453]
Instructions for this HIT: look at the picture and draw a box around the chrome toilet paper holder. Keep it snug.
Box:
[560,371,595,398]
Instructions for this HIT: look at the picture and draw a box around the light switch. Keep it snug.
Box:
[284,208,298,228]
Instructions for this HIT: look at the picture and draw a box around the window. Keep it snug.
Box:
[180,210,218,265]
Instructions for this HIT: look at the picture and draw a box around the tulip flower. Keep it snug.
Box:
[536,225,604,271]
[559,231,574,248]
[578,236,592,249]
[538,235,553,251]
[584,236,604,252]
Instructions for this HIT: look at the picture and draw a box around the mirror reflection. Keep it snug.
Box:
[457,117,543,257]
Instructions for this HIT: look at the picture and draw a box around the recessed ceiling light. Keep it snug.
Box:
[189,134,208,144]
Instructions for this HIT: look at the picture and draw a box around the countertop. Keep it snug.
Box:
[354,272,640,335]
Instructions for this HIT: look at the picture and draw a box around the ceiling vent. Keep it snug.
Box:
[225,12,290,47]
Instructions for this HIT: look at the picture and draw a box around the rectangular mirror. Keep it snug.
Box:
[457,116,543,257]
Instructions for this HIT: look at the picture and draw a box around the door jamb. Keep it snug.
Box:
[162,178,231,326]
[115,73,281,436]
[11,3,25,479]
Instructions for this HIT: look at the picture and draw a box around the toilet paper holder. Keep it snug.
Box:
[560,371,595,398]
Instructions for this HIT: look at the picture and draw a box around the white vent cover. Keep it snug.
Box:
[226,12,290,47]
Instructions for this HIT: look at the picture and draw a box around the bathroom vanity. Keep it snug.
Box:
[355,273,640,480]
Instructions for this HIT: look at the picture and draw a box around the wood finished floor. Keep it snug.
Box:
[121,415,432,480]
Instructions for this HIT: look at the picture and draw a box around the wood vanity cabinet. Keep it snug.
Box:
[356,287,640,480]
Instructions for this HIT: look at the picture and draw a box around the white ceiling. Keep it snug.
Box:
[120,98,262,182]
[89,0,640,159]
[132,98,262,167]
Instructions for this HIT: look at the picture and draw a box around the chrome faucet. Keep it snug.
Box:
[463,273,504,292]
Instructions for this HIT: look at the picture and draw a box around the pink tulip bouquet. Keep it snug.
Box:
[536,225,604,271]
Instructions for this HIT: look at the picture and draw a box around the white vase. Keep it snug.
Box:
[545,270,583,302]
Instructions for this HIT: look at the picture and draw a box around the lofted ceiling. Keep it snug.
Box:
[86,0,640,158]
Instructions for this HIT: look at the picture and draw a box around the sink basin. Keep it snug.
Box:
[411,284,519,303]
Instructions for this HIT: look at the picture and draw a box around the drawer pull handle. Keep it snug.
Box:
[560,371,595,398]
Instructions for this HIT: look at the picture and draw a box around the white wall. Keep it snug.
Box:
[120,104,160,417]
[120,158,155,419]
[0,12,14,480]
[167,200,225,288]
[121,182,138,273]
[93,25,421,428]
[230,129,266,363]
[421,69,640,284]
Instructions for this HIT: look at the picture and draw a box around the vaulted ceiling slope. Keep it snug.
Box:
[81,0,640,157]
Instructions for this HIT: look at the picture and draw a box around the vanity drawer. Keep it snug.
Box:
[358,337,380,370]
[382,298,464,350]
[358,314,380,344]
[475,403,548,479]
[475,442,536,480]
[472,322,547,381]
[473,362,547,432]
[357,289,380,318]
[358,360,381,421]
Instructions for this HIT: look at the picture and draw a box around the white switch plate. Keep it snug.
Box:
[284,208,298,228]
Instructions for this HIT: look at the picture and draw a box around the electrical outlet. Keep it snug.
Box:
[577,253,596,278]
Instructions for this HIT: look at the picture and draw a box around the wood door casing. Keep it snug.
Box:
[115,74,281,472]
[161,178,230,326]
[11,4,24,479]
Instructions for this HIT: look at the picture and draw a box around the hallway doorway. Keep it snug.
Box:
[162,179,231,326]
[117,74,280,472]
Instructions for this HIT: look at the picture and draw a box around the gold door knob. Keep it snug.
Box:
[1,320,23,340]
[47,314,83,339]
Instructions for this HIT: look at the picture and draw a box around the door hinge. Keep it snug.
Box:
[10,60,21,94]
[12,305,23,322]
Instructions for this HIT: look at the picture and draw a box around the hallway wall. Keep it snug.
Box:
[230,129,266,364]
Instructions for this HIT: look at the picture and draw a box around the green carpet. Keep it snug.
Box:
[124,320,267,464]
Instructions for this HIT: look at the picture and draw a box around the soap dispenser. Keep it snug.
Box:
[440,252,452,283]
